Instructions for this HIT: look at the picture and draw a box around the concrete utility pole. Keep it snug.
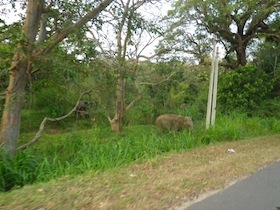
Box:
[206,40,219,129]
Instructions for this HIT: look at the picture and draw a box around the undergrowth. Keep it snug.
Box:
[1,113,279,192]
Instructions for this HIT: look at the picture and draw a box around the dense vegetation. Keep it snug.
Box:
[1,113,279,192]
[0,0,279,192]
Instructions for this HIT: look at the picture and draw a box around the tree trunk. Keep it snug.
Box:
[0,0,113,158]
[0,0,43,158]
[0,55,29,158]
[38,13,48,42]
[235,43,247,66]
[109,77,126,132]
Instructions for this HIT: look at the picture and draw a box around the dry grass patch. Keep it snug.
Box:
[0,134,280,210]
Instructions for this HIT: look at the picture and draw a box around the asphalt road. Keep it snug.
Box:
[185,160,280,210]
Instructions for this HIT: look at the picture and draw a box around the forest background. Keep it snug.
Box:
[0,0,279,197]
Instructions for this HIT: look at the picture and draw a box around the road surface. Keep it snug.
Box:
[185,160,280,210]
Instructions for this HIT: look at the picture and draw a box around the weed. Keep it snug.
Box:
[1,114,279,192]
[0,151,42,191]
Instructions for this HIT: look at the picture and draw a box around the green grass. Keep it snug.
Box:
[1,135,280,210]
[1,112,279,192]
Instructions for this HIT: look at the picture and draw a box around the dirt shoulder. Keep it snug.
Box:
[1,134,280,210]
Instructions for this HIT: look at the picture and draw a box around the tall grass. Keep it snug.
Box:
[1,113,279,192]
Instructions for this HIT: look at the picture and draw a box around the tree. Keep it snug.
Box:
[218,64,272,111]
[86,0,163,132]
[166,0,280,67]
[0,0,114,158]
[0,20,21,94]
[156,24,212,64]
[253,38,280,97]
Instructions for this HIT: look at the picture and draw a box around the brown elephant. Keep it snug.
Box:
[156,114,193,132]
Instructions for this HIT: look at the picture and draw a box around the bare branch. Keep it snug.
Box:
[42,0,53,13]
[107,115,113,122]
[138,48,171,60]
[85,26,106,54]
[16,87,95,152]
[125,93,142,112]
[39,0,113,55]
[139,69,181,86]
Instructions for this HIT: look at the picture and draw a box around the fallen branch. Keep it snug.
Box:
[16,87,95,152]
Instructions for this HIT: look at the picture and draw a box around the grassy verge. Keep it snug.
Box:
[0,135,280,209]
[1,114,280,192]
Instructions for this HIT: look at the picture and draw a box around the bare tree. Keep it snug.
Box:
[87,0,163,132]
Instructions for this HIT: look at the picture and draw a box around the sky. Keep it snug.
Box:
[0,1,223,62]
[0,1,172,58]
[0,1,22,24]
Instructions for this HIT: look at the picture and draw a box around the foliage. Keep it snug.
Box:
[1,113,279,192]
[25,47,87,117]
[249,39,280,118]
[165,0,280,66]
[250,97,280,119]
[253,39,280,98]
[1,0,280,192]
[0,20,21,91]
[0,151,42,192]
[156,25,212,64]
[138,61,209,122]
[1,136,280,210]
[218,64,273,112]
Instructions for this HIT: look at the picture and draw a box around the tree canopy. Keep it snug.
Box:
[164,0,280,67]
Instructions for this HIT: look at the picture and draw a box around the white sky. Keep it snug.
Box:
[0,1,22,24]
[139,1,172,56]
[1,1,223,62]
[0,1,172,57]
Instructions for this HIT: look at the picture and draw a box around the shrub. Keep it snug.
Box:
[218,64,273,112]
[250,97,280,119]
[125,98,158,125]
[0,151,42,192]
[32,87,75,117]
